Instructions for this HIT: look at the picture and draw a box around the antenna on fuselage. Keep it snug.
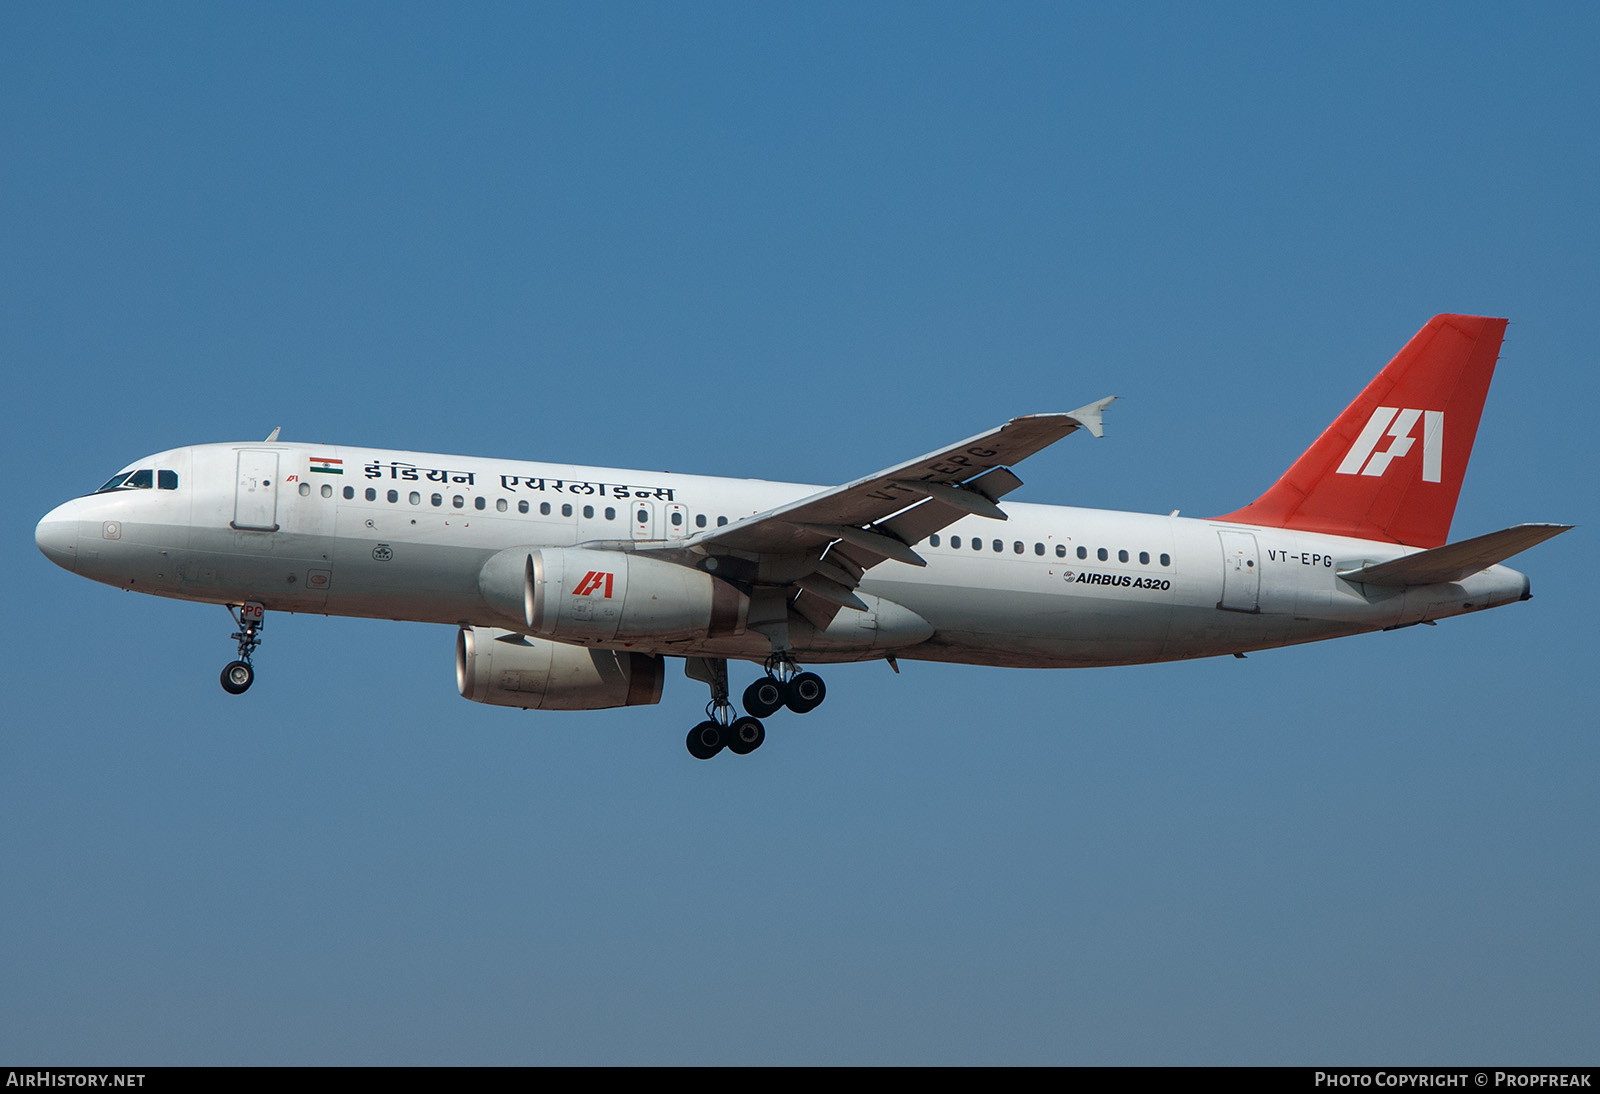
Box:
[264,427,281,442]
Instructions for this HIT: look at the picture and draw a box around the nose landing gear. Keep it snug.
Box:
[220,602,265,695]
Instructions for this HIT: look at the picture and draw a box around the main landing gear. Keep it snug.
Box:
[685,655,827,760]
[686,707,766,761]
[220,602,265,695]
[741,653,826,718]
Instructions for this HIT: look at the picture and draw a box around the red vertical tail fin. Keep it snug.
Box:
[1214,314,1507,548]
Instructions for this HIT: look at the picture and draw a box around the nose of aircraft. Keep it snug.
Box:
[35,501,81,573]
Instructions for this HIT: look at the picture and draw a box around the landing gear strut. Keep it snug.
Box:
[220,602,264,695]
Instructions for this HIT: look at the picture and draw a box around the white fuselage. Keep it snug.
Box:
[35,441,1531,669]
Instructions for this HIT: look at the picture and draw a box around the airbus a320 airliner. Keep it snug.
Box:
[36,315,1567,758]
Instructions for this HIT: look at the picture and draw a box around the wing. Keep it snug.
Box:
[645,399,1114,631]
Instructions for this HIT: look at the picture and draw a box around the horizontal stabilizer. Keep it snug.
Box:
[1338,523,1571,587]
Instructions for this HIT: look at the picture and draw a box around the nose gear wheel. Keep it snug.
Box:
[220,603,265,695]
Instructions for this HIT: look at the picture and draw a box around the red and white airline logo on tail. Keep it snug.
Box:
[572,571,615,598]
[1335,407,1444,482]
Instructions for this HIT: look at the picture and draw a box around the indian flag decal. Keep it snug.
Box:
[309,457,343,475]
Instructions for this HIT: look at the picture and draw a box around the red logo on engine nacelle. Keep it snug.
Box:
[572,571,615,598]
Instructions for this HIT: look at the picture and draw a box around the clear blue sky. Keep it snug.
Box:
[3,3,1594,1064]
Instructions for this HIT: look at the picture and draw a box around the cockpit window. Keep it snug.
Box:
[94,468,176,494]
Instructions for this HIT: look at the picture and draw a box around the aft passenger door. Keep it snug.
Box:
[1216,530,1260,613]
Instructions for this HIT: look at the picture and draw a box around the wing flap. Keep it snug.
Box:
[795,573,869,611]
[791,589,844,631]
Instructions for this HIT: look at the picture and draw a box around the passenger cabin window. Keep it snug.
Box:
[475,497,486,511]
[497,499,508,512]
[1077,546,1087,559]
[950,536,961,548]
[1056,545,1066,558]
[930,534,941,547]
[343,486,354,499]
[1160,553,1171,567]
[366,488,377,501]
[518,500,529,514]
[696,514,707,528]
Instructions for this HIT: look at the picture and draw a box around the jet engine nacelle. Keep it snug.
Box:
[456,626,665,710]
[478,546,747,643]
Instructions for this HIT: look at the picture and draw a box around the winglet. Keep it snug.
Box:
[1065,397,1116,439]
